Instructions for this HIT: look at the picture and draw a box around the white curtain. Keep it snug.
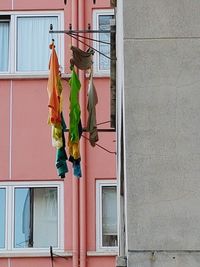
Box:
[15,187,58,248]
[0,22,9,72]
[33,188,58,248]
[17,16,58,72]
[102,186,117,235]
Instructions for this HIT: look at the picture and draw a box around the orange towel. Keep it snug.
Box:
[47,43,61,125]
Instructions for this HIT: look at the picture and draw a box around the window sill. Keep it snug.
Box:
[0,250,72,258]
[88,72,111,78]
[0,73,70,80]
[0,74,49,80]
[87,251,118,256]
[0,72,110,80]
[0,250,117,258]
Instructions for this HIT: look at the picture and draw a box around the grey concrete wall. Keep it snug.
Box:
[123,1,200,266]
[128,253,200,267]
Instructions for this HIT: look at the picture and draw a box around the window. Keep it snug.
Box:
[96,180,118,251]
[0,188,6,249]
[0,16,10,72]
[93,10,114,75]
[0,182,64,253]
[0,12,63,75]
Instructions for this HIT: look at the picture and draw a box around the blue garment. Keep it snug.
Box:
[73,161,82,177]
[69,156,82,178]
[68,120,82,178]
[55,113,68,178]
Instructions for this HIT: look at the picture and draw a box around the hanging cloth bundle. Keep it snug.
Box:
[70,46,94,70]
[47,42,68,178]
[86,68,99,146]
[68,67,82,178]
[71,46,99,147]
[47,43,61,125]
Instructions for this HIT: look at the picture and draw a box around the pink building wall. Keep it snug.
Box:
[0,0,116,267]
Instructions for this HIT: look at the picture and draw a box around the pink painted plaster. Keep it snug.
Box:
[0,81,10,179]
[0,1,116,266]
[0,259,8,267]
[13,0,64,10]
[11,80,57,179]
[0,1,12,10]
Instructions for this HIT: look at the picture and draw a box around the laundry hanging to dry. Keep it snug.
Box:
[47,44,101,179]
[68,66,82,178]
[70,45,94,70]
[86,68,99,147]
[70,45,99,147]
[47,42,68,178]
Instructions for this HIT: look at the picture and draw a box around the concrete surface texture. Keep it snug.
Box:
[123,0,200,266]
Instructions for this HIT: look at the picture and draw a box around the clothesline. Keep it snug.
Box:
[49,28,115,34]
[64,128,115,132]
[69,32,111,45]
[68,33,115,60]
[62,127,116,154]
[63,0,97,5]
[49,24,117,61]
[81,135,116,155]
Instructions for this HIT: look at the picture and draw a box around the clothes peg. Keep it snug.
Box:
[49,39,55,49]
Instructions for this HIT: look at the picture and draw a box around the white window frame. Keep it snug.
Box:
[0,181,64,255]
[96,179,118,252]
[0,11,64,76]
[93,9,114,76]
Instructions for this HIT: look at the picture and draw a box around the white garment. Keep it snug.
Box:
[87,70,99,146]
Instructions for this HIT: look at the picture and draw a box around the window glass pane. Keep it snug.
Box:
[17,16,58,72]
[98,15,113,71]
[14,187,58,248]
[102,186,117,247]
[0,22,9,72]
[0,188,6,249]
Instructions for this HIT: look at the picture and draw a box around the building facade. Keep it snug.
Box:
[0,1,117,267]
[116,1,200,267]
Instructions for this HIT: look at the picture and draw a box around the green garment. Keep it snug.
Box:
[69,68,81,142]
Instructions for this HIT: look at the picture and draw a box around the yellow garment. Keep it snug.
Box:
[52,125,63,149]
[51,76,64,149]
[68,134,80,160]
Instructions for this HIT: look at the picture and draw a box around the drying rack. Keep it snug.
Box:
[49,23,117,155]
